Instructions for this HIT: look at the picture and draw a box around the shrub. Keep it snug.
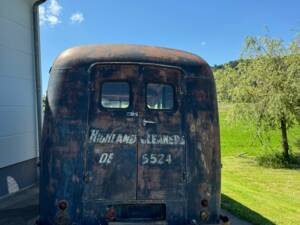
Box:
[257,152,300,169]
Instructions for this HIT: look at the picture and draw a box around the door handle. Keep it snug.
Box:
[143,119,157,126]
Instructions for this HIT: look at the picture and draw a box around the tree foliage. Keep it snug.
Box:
[214,65,239,102]
[215,33,300,159]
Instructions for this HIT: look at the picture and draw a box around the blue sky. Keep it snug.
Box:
[39,0,300,93]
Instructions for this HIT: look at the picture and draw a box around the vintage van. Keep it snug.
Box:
[39,45,227,225]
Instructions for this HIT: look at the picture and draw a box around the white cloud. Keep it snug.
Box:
[201,41,207,46]
[39,0,62,26]
[48,0,62,16]
[47,15,61,25]
[39,6,46,25]
[70,12,84,24]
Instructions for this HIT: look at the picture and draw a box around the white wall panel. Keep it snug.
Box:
[0,76,34,106]
[0,46,33,79]
[0,17,33,54]
[0,106,35,137]
[0,132,36,168]
[0,0,38,168]
[0,0,32,28]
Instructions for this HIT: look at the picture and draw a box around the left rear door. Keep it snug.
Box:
[84,64,139,201]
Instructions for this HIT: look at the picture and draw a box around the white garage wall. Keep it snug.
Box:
[0,0,38,168]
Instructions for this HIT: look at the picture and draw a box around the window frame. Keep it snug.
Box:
[99,80,132,111]
[145,82,177,112]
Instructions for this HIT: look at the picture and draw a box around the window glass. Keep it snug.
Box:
[101,82,130,108]
[147,83,174,110]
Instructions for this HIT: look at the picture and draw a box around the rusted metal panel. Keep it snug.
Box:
[52,45,208,72]
[185,77,221,224]
[40,45,221,225]
[40,68,89,225]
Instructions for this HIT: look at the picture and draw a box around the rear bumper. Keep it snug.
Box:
[109,222,167,225]
[206,220,230,225]
[202,217,230,225]
[209,221,230,225]
[203,222,230,225]
[108,220,230,225]
[109,222,230,225]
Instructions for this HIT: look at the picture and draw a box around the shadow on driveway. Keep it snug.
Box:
[221,194,276,225]
[0,205,38,225]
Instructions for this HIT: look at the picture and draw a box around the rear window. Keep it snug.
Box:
[147,83,174,110]
[101,82,130,109]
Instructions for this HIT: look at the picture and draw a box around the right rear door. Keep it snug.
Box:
[136,65,186,201]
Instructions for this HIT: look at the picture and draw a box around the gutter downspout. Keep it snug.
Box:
[32,0,47,176]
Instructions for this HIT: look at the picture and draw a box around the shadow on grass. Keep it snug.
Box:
[256,152,300,169]
[221,194,275,225]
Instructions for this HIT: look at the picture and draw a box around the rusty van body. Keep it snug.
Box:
[40,45,225,225]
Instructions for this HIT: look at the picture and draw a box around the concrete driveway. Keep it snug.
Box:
[0,185,38,225]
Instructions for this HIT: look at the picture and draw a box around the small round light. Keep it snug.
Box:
[200,211,209,221]
[58,200,68,211]
[201,199,208,207]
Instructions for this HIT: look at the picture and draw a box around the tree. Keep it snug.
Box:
[231,34,300,160]
[214,64,239,102]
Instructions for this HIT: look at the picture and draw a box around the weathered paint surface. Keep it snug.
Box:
[40,45,222,225]
[89,129,185,145]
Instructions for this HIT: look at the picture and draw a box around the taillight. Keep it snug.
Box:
[106,207,116,221]
[58,200,68,211]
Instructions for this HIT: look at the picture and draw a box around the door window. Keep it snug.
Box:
[101,82,130,109]
[146,83,174,110]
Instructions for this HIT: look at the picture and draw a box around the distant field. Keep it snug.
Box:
[219,104,300,225]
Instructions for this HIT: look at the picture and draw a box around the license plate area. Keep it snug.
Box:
[107,204,166,222]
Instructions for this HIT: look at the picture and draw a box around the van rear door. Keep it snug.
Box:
[137,65,186,200]
[84,64,186,202]
[84,64,138,201]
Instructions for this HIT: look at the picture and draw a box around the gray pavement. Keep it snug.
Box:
[0,186,252,225]
[221,209,252,225]
[0,185,39,225]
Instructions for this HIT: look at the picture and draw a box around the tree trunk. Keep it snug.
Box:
[280,118,289,160]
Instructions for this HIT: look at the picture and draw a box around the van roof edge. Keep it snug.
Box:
[52,44,210,70]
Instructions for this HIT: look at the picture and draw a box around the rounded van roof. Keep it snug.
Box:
[52,44,209,70]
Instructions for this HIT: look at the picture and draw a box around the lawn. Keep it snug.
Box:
[219,104,300,225]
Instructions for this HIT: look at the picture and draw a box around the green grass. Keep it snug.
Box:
[219,103,300,158]
[219,103,300,225]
